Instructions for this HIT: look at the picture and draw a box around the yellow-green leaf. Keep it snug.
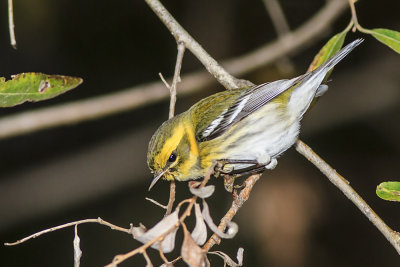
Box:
[0,73,83,107]
[307,30,348,72]
[369,28,400,54]
[376,181,400,202]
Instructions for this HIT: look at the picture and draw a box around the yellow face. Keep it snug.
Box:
[147,114,201,189]
[152,123,185,180]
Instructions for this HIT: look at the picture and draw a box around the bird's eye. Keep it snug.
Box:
[168,153,177,163]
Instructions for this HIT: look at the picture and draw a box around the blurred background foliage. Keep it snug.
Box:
[0,0,399,266]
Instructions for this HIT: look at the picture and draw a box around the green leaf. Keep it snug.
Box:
[307,30,348,72]
[0,73,83,107]
[369,28,400,54]
[376,181,400,202]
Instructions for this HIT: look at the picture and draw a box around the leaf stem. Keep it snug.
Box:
[347,0,372,34]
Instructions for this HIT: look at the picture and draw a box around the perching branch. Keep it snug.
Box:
[145,0,400,256]
[295,140,400,254]
[9,0,399,265]
[0,0,347,139]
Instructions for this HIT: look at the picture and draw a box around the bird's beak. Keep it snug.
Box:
[148,169,167,191]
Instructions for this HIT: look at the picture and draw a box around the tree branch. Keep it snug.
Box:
[146,0,400,256]
[295,140,400,254]
[0,0,347,139]
[203,174,261,251]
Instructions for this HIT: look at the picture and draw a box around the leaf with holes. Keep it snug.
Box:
[376,181,400,202]
[368,28,400,54]
[0,73,83,107]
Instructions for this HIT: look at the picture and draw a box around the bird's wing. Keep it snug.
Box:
[197,77,302,142]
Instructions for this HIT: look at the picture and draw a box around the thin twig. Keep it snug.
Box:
[164,43,185,217]
[165,181,176,216]
[203,174,261,251]
[145,197,168,210]
[0,0,347,139]
[8,0,17,49]
[168,256,182,265]
[295,140,400,254]
[106,200,193,267]
[348,0,359,32]
[106,164,216,266]
[159,72,170,88]
[347,0,371,34]
[158,242,170,264]
[168,42,185,119]
[4,217,130,246]
[142,250,153,267]
[108,200,192,266]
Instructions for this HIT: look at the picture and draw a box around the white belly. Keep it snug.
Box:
[219,103,300,169]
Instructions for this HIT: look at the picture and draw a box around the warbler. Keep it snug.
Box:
[147,39,363,190]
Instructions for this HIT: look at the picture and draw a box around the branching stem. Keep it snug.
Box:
[347,0,373,34]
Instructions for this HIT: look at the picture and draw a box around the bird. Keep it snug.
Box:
[147,39,363,190]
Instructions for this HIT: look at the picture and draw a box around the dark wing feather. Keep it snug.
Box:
[199,77,303,142]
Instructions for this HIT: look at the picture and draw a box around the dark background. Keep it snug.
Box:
[1,0,399,266]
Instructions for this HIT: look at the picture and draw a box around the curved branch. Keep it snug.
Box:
[4,217,130,246]
[0,0,347,139]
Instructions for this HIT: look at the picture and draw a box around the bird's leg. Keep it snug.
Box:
[214,159,255,176]
[223,174,235,192]
[216,158,272,192]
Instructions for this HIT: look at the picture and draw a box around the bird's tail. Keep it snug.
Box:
[288,39,363,118]
[313,38,363,76]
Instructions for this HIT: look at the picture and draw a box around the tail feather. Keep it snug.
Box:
[288,39,363,118]
[314,38,363,75]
